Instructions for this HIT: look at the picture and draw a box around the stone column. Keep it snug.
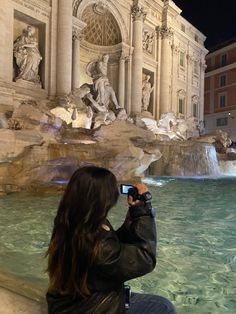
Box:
[119,55,126,108]
[0,3,14,106]
[56,0,73,96]
[125,48,133,114]
[158,26,173,114]
[186,53,192,118]
[200,60,207,121]
[72,28,82,91]
[131,2,146,115]
[0,4,13,84]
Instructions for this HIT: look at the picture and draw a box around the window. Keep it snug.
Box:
[193,103,198,117]
[178,98,185,114]
[216,117,228,126]
[181,24,185,32]
[194,34,199,42]
[221,54,227,66]
[219,94,226,108]
[220,75,226,87]
[193,60,199,75]
[179,51,185,68]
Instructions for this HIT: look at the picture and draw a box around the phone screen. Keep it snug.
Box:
[120,184,133,194]
[124,285,131,309]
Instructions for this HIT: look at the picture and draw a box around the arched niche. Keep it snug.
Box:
[74,1,129,94]
[73,0,128,44]
[81,5,122,46]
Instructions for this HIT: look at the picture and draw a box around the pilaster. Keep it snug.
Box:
[131,1,146,115]
[56,0,73,96]
[72,17,86,90]
[157,25,173,113]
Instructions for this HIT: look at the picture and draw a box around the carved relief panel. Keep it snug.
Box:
[142,28,154,56]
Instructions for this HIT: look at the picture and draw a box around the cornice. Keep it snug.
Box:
[207,42,236,58]
[205,62,236,77]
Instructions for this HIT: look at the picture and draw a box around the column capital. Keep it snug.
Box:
[72,16,86,41]
[72,27,84,41]
[120,54,127,61]
[131,1,147,21]
[120,53,130,61]
[156,26,173,39]
[120,43,133,60]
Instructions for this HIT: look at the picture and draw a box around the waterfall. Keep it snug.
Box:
[202,144,221,176]
[149,141,221,177]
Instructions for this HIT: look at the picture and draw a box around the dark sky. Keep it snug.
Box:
[173,0,236,49]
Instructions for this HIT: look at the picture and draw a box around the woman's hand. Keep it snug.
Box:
[127,183,149,206]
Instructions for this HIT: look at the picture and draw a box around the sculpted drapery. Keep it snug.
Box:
[13,25,42,85]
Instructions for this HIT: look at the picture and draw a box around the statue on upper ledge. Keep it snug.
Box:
[13,25,42,86]
[142,74,154,112]
[86,54,121,111]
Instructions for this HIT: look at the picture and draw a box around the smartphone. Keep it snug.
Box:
[120,184,134,194]
[124,284,131,309]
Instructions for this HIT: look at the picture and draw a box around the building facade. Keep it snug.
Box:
[204,39,236,141]
[0,0,207,121]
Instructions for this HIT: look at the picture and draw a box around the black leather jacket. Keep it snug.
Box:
[46,203,157,314]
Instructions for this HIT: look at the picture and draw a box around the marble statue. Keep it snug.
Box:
[197,120,205,136]
[86,54,120,110]
[50,86,93,129]
[142,74,154,111]
[85,90,127,129]
[141,112,198,141]
[50,83,127,130]
[13,25,42,85]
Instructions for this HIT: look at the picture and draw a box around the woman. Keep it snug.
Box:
[46,166,176,313]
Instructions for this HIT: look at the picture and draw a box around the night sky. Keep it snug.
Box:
[173,0,236,50]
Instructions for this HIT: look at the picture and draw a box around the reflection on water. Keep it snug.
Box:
[0,177,236,313]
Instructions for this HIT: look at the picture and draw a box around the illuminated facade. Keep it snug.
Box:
[0,0,207,121]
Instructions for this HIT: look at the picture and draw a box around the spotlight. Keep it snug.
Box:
[228,112,235,119]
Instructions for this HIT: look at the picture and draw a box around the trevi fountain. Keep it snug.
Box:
[0,0,236,313]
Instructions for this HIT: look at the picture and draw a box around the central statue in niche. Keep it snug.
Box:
[50,53,127,129]
[86,54,120,110]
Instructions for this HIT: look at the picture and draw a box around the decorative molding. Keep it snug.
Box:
[177,89,186,97]
[93,1,108,15]
[12,0,51,19]
[192,95,199,104]
[187,54,200,64]
[73,0,83,17]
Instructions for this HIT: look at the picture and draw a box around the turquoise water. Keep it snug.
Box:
[0,177,236,313]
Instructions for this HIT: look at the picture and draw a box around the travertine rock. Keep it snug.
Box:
[0,117,162,192]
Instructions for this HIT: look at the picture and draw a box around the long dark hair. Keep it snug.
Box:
[46,166,119,297]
